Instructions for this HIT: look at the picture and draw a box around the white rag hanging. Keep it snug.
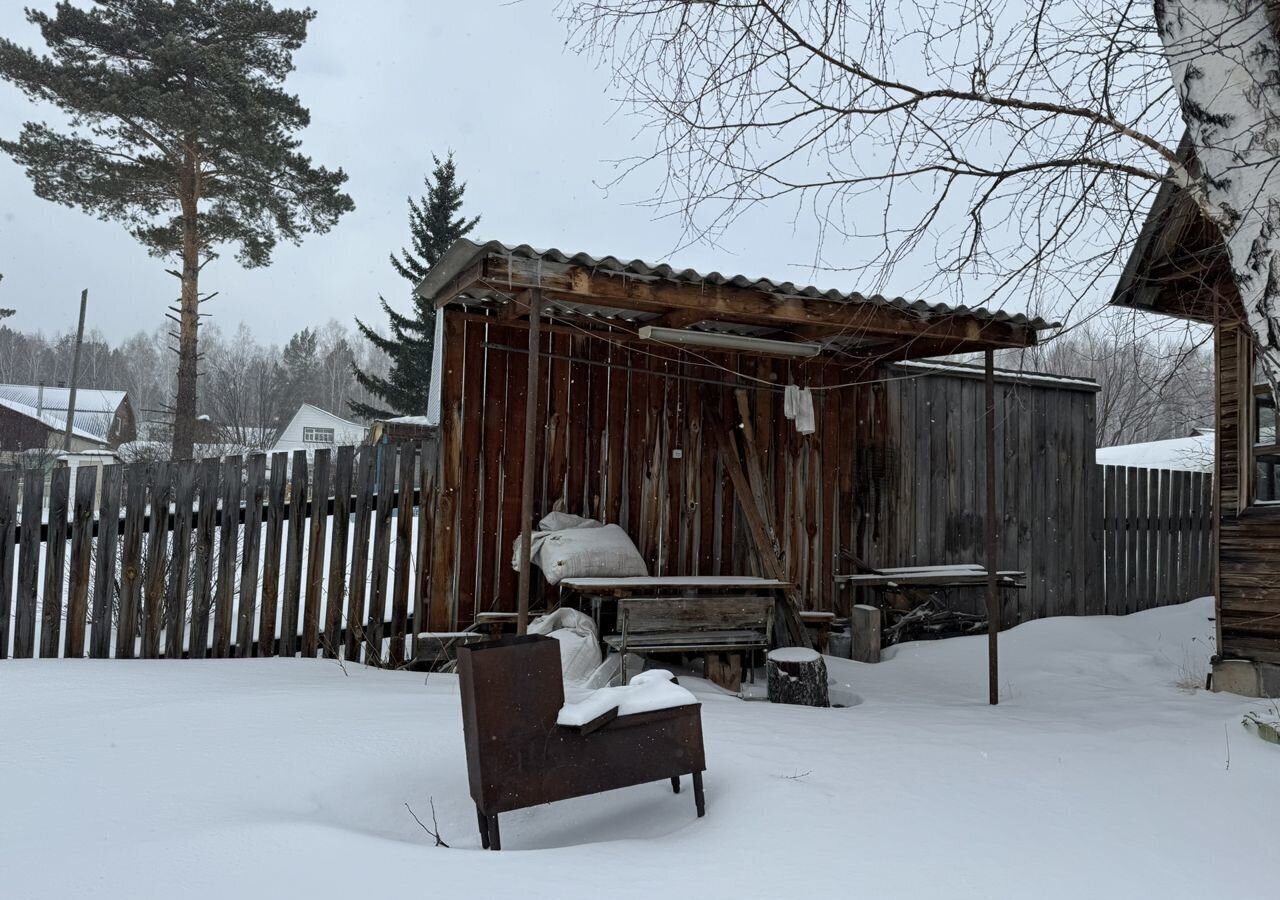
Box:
[784,384,801,420]
[794,388,816,435]
[783,384,816,434]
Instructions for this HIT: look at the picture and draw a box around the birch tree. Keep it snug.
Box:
[564,0,1280,387]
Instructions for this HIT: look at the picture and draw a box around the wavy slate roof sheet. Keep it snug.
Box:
[0,384,128,443]
[416,239,1058,331]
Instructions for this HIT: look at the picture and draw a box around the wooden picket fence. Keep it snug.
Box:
[0,441,437,663]
[1098,465,1214,614]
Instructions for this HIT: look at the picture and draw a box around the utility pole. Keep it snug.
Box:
[62,288,88,452]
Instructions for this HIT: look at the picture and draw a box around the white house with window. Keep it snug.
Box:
[270,403,366,455]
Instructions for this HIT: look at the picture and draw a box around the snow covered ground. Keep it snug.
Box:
[1,597,1274,899]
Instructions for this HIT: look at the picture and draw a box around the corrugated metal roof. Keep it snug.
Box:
[0,384,128,443]
[416,239,1059,331]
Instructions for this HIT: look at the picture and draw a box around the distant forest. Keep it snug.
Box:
[0,310,1211,451]
[0,318,391,448]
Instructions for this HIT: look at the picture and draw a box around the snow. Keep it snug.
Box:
[1096,432,1214,472]
[766,646,821,664]
[1,597,1275,899]
[561,575,789,588]
[557,669,696,726]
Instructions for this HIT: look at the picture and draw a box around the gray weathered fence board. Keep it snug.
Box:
[116,468,146,659]
[237,455,267,658]
[166,461,196,659]
[142,462,172,659]
[91,466,122,659]
[279,451,308,657]
[324,446,354,658]
[258,453,288,657]
[301,449,331,658]
[64,465,97,658]
[345,448,375,662]
[39,466,70,658]
[188,459,220,659]
[213,456,242,658]
[0,472,17,658]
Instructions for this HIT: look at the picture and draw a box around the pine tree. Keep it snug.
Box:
[350,153,479,420]
[0,1,354,459]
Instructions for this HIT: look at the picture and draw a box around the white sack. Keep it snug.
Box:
[528,608,602,684]
[512,515,647,585]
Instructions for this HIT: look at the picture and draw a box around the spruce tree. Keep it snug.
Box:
[350,153,478,420]
[0,1,354,459]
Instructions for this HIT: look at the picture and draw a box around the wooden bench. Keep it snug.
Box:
[604,595,774,687]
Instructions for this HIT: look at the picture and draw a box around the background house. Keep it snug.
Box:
[270,403,366,455]
[0,383,136,452]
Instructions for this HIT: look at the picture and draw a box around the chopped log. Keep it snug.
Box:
[703,651,744,692]
[851,604,881,663]
[766,647,829,707]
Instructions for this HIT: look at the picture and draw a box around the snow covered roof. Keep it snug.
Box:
[895,360,1100,392]
[0,383,127,444]
[1096,432,1214,472]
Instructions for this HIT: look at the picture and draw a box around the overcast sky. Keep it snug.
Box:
[0,0,858,346]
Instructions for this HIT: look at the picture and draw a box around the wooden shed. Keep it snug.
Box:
[1113,154,1280,696]
[414,242,1094,642]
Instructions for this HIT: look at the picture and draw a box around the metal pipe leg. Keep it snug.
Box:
[476,806,490,850]
[692,770,705,817]
[671,775,681,794]
[487,814,502,851]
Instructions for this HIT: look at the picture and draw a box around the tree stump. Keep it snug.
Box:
[766,648,830,707]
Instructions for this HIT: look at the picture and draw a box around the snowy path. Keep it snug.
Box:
[0,598,1273,899]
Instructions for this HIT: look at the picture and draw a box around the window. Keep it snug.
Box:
[1243,335,1280,507]
[1255,383,1279,503]
[302,426,335,444]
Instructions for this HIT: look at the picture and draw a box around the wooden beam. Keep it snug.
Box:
[648,308,709,329]
[516,290,543,635]
[484,253,1039,348]
[985,349,1000,705]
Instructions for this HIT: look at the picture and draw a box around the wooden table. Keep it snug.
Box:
[561,576,792,627]
[834,564,1025,590]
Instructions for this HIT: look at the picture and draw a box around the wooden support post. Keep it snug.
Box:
[985,349,1000,705]
[517,289,543,635]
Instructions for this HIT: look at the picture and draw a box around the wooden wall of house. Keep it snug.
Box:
[1216,321,1280,666]
[428,311,1099,631]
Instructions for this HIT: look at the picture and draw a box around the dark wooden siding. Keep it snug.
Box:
[436,311,1100,627]
[1217,320,1280,665]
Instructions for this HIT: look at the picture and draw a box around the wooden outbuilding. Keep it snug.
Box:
[414,240,1087,633]
[1113,156,1280,696]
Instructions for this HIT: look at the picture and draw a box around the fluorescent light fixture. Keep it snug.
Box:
[638,325,822,358]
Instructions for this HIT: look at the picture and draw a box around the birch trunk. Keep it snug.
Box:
[1157,0,1280,391]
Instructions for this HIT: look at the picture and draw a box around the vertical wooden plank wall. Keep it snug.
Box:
[432,313,1127,629]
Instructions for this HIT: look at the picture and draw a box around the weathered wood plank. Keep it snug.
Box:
[430,311,465,630]
[237,454,267,657]
[188,459,220,659]
[115,466,146,659]
[279,450,308,657]
[0,471,18,659]
[13,473,44,659]
[390,444,416,665]
[257,453,288,657]
[39,465,70,657]
[89,465,123,659]
[324,445,354,658]
[301,448,331,658]
[412,439,438,659]
[166,460,197,659]
[141,463,172,658]
[345,448,375,661]
[213,456,242,658]
[366,444,397,664]
[63,464,98,658]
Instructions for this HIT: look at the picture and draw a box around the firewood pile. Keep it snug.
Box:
[883,596,987,645]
